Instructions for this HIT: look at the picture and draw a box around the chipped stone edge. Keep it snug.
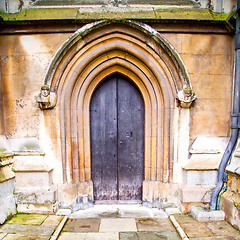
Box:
[169,215,189,240]
[50,215,68,240]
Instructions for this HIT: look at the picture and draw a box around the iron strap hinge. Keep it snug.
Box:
[231,114,240,129]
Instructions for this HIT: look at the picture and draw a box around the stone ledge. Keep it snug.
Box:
[182,155,221,171]
[189,137,229,155]
[191,206,225,222]
[0,164,15,183]
[226,157,240,175]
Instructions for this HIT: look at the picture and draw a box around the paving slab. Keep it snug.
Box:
[58,232,119,240]
[99,218,137,232]
[42,215,63,226]
[120,232,181,240]
[0,233,7,240]
[173,214,197,223]
[192,237,240,240]
[136,218,175,232]
[7,214,48,225]
[179,222,214,238]
[205,221,240,238]
[2,233,49,240]
[0,224,55,236]
[62,218,100,232]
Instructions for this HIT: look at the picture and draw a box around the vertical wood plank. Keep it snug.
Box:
[90,77,118,200]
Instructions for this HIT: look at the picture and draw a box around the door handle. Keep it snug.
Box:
[120,142,123,145]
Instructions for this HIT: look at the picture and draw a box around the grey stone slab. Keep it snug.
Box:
[120,232,181,240]
[58,232,119,240]
[136,218,175,232]
[205,221,240,238]
[63,218,100,232]
[2,233,49,240]
[99,218,137,232]
[0,224,55,236]
[179,222,214,238]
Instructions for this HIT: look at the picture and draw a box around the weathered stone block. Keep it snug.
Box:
[17,203,57,214]
[180,185,215,203]
[0,194,16,224]
[0,165,15,183]
[15,186,57,205]
[15,171,53,188]
[142,180,179,207]
[183,170,217,186]
[191,206,225,222]
[58,180,93,208]
[221,191,240,231]
[0,178,15,198]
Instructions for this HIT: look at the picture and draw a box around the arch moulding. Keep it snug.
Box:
[38,20,195,206]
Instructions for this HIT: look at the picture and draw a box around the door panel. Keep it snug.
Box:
[117,78,144,200]
[90,74,144,201]
[90,77,118,200]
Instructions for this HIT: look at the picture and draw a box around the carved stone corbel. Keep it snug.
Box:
[176,84,196,108]
[38,85,57,110]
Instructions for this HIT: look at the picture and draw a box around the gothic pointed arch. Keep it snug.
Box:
[38,20,195,189]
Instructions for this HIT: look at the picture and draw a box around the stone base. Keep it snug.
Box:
[15,186,57,205]
[0,192,16,224]
[142,180,179,208]
[58,180,93,210]
[191,206,225,221]
[179,185,215,213]
[17,203,58,214]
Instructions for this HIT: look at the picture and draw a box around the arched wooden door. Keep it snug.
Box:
[90,74,144,202]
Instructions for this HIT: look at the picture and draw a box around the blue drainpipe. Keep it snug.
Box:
[210,0,240,210]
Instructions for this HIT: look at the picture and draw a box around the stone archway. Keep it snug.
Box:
[38,20,195,206]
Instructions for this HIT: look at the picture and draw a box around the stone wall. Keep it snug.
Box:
[221,142,240,231]
[0,136,16,224]
[0,17,235,210]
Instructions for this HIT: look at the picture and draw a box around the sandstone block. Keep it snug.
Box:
[15,186,57,205]
[15,171,53,188]
[17,203,57,214]
[183,170,217,186]
[180,185,215,203]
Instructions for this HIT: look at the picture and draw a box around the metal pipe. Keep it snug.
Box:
[210,0,240,210]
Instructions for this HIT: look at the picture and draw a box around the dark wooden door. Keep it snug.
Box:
[90,74,144,202]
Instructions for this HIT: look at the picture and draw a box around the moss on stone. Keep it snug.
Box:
[0,7,229,22]
[7,214,48,225]
[33,0,198,6]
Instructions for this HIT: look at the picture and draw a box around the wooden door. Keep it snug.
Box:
[90,74,144,202]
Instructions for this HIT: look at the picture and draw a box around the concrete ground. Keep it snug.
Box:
[0,205,240,240]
